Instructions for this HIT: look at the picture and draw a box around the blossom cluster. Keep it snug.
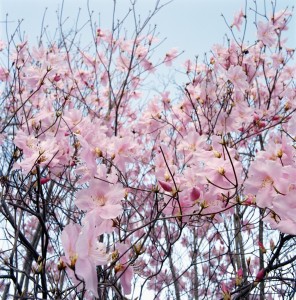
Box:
[0,3,295,299]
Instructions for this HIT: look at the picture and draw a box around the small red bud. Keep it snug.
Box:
[40,177,51,185]
[244,194,256,206]
[190,187,201,201]
[235,268,244,286]
[237,268,243,277]
[255,268,265,282]
[221,282,231,300]
[53,74,61,82]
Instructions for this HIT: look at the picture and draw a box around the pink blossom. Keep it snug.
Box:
[257,21,277,47]
[61,223,80,268]
[61,221,108,297]
[141,59,154,72]
[75,179,124,219]
[164,48,178,66]
[227,65,249,91]
[163,188,198,219]
[13,130,60,173]
[244,159,282,209]
[184,59,193,73]
[135,44,148,59]
[75,221,108,296]
[114,244,134,295]
[232,9,245,31]
[0,67,10,81]
[272,10,292,30]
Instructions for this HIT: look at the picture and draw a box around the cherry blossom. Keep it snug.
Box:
[232,9,245,31]
[75,179,124,219]
[227,65,249,91]
[1,1,296,299]
[257,21,277,47]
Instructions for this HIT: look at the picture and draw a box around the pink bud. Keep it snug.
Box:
[258,241,266,253]
[236,268,243,285]
[221,282,229,294]
[53,74,61,82]
[255,268,265,282]
[158,180,173,192]
[253,113,259,122]
[190,187,201,201]
[40,177,51,185]
[244,194,256,205]
[237,268,243,278]
[97,28,104,37]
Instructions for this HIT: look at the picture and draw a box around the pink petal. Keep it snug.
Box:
[76,258,99,297]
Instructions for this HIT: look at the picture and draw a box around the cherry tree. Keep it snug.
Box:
[0,0,296,299]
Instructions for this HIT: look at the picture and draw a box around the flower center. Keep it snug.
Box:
[97,196,106,206]
[260,176,274,189]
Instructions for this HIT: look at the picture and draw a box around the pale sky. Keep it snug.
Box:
[1,0,295,58]
[1,0,295,100]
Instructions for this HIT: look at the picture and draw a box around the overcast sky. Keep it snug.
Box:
[1,0,295,58]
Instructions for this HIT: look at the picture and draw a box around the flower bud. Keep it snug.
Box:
[255,268,265,282]
[57,259,66,271]
[235,268,243,286]
[244,194,256,206]
[53,74,61,82]
[190,187,201,202]
[40,177,51,185]
[258,241,266,254]
[114,263,125,273]
[158,180,173,192]
[221,282,231,300]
